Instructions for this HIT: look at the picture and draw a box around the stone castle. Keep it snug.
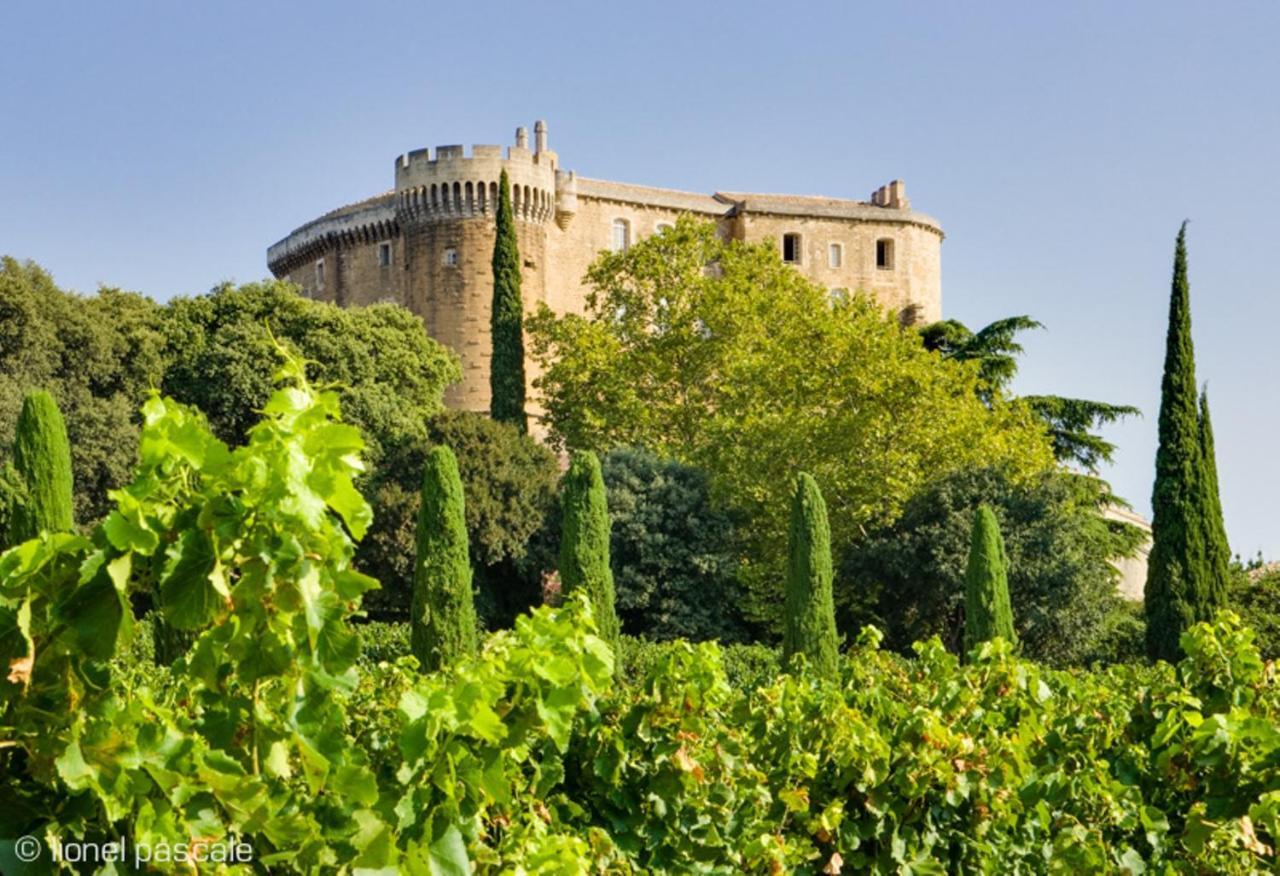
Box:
[266,121,945,412]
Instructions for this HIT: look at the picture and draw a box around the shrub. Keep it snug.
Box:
[842,467,1142,665]
[357,620,412,666]
[602,447,751,642]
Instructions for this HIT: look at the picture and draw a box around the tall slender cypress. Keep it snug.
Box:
[1145,222,1210,662]
[8,390,74,543]
[558,450,620,656]
[490,168,528,432]
[410,445,477,672]
[1198,388,1231,610]
[782,473,839,676]
[963,504,1016,655]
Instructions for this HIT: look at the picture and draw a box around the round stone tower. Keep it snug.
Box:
[394,123,559,409]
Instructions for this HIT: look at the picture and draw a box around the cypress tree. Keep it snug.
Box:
[490,168,528,432]
[963,504,1016,655]
[558,450,620,655]
[410,445,477,672]
[1145,223,1211,662]
[8,389,74,543]
[782,473,839,676]
[1198,388,1231,610]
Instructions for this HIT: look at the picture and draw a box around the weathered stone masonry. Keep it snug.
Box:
[266,120,945,414]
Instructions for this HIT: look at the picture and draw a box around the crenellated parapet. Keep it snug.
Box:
[267,193,398,277]
[394,131,560,226]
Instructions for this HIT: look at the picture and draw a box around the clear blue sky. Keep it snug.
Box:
[3,1,1277,557]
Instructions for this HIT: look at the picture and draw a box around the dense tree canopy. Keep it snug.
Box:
[162,280,459,463]
[841,466,1145,665]
[602,447,751,643]
[359,410,559,622]
[528,218,1055,626]
[0,257,166,523]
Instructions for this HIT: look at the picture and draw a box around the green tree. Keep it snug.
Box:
[842,467,1143,665]
[0,258,166,523]
[1197,388,1231,609]
[922,315,1140,471]
[963,504,1017,654]
[161,280,459,462]
[528,218,1054,627]
[1146,223,1216,663]
[410,445,478,672]
[7,390,74,543]
[1230,562,1280,660]
[359,411,559,624]
[602,447,751,642]
[162,281,460,621]
[920,315,1043,398]
[559,450,621,655]
[490,169,528,431]
[782,473,839,675]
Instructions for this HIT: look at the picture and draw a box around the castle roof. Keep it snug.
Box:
[574,178,726,215]
[716,191,943,233]
[568,180,942,235]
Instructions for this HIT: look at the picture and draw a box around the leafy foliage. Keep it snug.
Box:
[358,411,558,623]
[562,613,1280,872]
[783,473,839,676]
[963,504,1016,654]
[842,467,1144,665]
[1146,223,1228,661]
[1021,394,1143,472]
[490,168,528,432]
[6,391,74,545]
[602,446,751,642]
[1229,565,1280,661]
[559,451,621,657]
[921,314,1139,471]
[410,446,477,672]
[5,366,1280,871]
[1198,389,1232,609]
[161,280,459,463]
[0,347,383,867]
[920,314,1042,397]
[528,217,1054,627]
[0,257,166,523]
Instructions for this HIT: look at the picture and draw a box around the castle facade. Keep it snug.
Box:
[266,121,945,412]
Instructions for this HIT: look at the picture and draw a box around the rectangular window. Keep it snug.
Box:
[783,233,801,264]
[828,243,842,268]
[443,248,459,267]
[314,260,325,289]
[612,219,631,252]
[876,238,895,270]
[378,242,392,267]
